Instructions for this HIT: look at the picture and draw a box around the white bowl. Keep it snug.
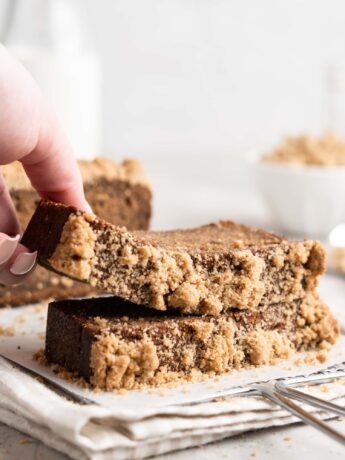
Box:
[249,152,345,236]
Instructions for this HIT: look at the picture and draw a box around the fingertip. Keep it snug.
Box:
[83,201,94,214]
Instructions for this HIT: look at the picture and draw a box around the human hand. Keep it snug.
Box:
[0,44,90,285]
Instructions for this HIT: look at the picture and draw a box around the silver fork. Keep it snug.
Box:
[169,364,345,446]
[254,381,345,446]
[3,355,345,445]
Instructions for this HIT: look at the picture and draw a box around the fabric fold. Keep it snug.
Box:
[0,357,345,459]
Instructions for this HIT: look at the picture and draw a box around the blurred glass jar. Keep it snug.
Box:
[323,64,345,137]
[1,0,102,159]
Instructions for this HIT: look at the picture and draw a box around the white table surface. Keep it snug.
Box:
[1,154,344,459]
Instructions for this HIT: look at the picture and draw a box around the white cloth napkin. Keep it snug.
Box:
[1,357,345,460]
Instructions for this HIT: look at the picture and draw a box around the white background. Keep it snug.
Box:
[80,0,345,158]
[2,0,345,159]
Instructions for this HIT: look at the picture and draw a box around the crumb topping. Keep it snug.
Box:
[49,213,97,281]
[263,133,345,166]
[78,157,151,189]
[90,333,159,390]
[3,157,151,191]
[47,210,326,314]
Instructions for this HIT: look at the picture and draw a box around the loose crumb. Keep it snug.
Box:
[316,350,328,363]
[0,325,15,336]
[33,349,48,365]
[263,133,345,166]
[158,389,168,397]
[320,385,330,393]
[181,387,191,394]
[294,349,329,366]
[14,314,27,324]
[34,304,45,313]
[115,388,127,395]
[33,349,91,389]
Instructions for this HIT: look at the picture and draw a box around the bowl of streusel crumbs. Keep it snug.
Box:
[250,133,345,236]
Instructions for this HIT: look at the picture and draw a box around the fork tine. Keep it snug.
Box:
[275,382,345,416]
[253,383,345,447]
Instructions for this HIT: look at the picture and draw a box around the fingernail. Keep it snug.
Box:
[10,251,37,275]
[0,234,20,264]
[85,201,94,214]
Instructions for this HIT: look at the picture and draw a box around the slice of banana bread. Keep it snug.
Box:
[22,201,326,315]
[1,158,151,306]
[45,294,339,390]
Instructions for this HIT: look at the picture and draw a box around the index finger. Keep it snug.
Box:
[21,106,90,211]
